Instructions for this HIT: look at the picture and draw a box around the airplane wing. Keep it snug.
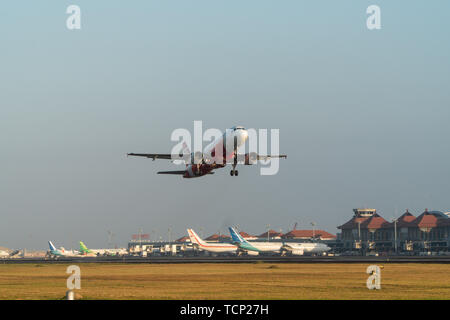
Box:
[233,153,287,165]
[256,154,287,161]
[127,153,190,161]
[128,153,286,162]
[128,141,191,161]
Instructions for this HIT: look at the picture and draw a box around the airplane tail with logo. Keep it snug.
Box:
[228,227,248,244]
[79,241,91,254]
[187,229,207,246]
[48,241,57,251]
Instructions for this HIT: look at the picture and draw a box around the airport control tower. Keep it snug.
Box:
[353,208,376,218]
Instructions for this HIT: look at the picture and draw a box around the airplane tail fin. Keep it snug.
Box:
[182,142,191,167]
[48,241,56,251]
[79,241,90,253]
[182,141,190,155]
[187,229,207,246]
[228,227,247,244]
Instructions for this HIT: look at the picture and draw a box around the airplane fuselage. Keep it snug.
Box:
[238,241,284,253]
[183,127,248,178]
[187,229,237,254]
[283,243,331,255]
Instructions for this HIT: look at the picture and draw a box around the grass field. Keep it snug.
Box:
[0,263,449,300]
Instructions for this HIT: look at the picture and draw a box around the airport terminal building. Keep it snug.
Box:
[338,208,450,254]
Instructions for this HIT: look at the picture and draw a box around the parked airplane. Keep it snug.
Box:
[282,242,331,256]
[228,227,283,254]
[9,249,21,257]
[47,241,79,258]
[127,126,287,178]
[229,228,331,256]
[79,241,127,256]
[0,250,10,258]
[187,229,237,255]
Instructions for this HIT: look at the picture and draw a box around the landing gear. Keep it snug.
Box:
[230,169,239,176]
[230,135,239,177]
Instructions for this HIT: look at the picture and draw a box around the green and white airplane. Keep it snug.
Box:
[79,241,127,256]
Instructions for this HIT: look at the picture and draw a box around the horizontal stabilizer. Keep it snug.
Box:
[157,171,186,175]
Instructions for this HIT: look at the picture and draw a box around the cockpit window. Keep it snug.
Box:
[232,126,246,131]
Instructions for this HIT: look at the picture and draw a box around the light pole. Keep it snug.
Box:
[357,221,361,241]
[138,228,143,248]
[267,224,270,242]
[311,222,316,240]
[391,218,398,254]
[357,221,362,253]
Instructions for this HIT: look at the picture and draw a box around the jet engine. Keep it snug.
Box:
[244,152,258,165]
[191,151,204,164]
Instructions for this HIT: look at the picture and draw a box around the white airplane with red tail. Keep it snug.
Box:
[187,229,237,254]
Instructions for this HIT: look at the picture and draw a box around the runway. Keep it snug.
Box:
[2,255,450,264]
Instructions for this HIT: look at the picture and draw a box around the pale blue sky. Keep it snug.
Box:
[1,1,449,249]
